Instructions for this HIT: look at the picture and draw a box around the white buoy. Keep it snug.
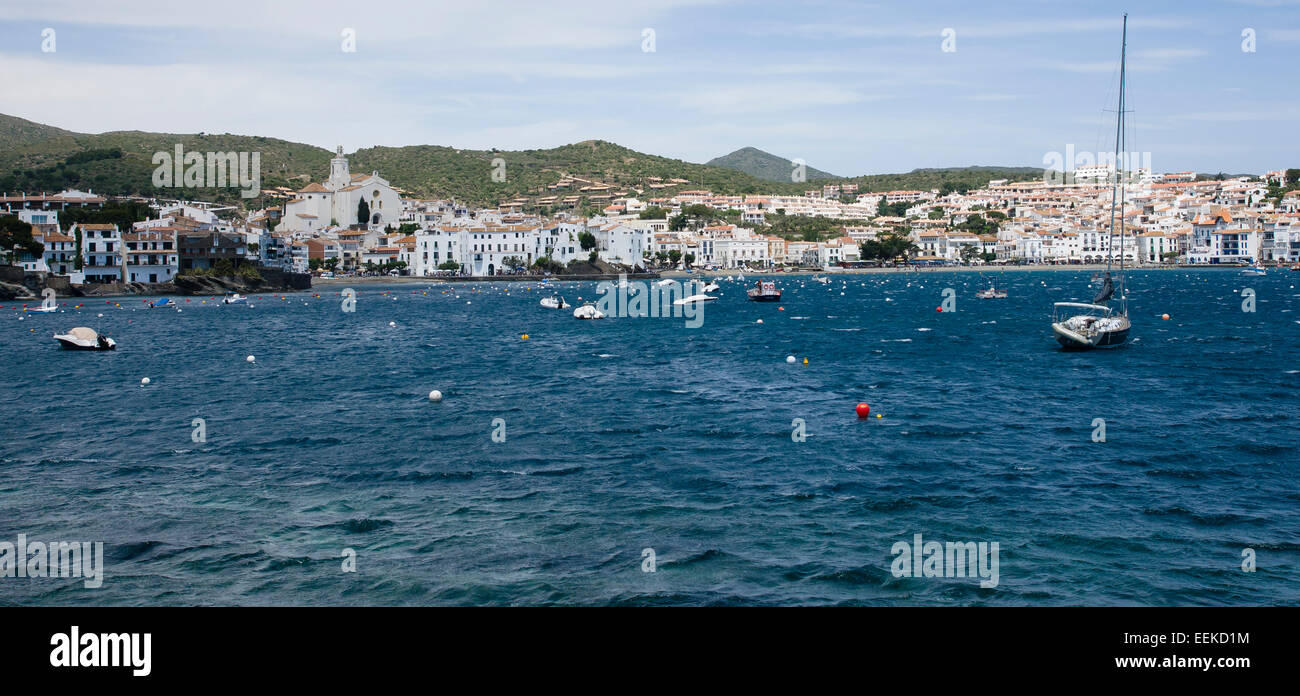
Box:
[141,377,151,386]
[246,355,255,363]
[786,355,796,364]
[428,390,443,402]
[98,313,104,317]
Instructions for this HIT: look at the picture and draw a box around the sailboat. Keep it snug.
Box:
[1052,15,1133,350]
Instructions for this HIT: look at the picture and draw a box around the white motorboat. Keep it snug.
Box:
[539,295,570,309]
[672,293,718,306]
[1242,265,1266,276]
[976,286,1007,299]
[655,279,675,287]
[54,326,116,351]
[811,274,831,284]
[24,305,57,313]
[573,302,606,320]
[701,281,720,293]
[222,293,248,304]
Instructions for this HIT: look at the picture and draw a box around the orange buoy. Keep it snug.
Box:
[1161,313,1170,321]
[856,403,871,419]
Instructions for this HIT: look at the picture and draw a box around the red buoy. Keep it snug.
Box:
[856,403,871,419]
[935,306,943,312]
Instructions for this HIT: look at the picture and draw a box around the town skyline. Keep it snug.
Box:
[2,0,1297,176]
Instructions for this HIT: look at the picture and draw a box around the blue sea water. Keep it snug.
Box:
[1,269,1297,606]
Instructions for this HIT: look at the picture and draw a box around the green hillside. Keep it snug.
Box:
[0,114,1044,209]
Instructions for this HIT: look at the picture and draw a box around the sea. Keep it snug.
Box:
[1,269,1297,606]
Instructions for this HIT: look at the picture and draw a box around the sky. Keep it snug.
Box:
[0,0,1297,177]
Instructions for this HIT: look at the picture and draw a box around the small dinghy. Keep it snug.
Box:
[54,326,116,351]
[222,293,248,304]
[24,305,57,313]
[540,295,570,309]
[701,281,720,293]
[149,297,173,308]
[573,302,606,320]
[672,293,717,306]
[976,286,1007,299]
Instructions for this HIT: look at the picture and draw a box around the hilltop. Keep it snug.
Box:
[706,146,838,182]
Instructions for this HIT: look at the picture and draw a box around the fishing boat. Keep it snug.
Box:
[573,302,605,320]
[1052,14,1133,350]
[976,285,1007,299]
[53,326,116,350]
[539,295,569,309]
[222,293,248,304]
[148,297,173,308]
[746,280,782,302]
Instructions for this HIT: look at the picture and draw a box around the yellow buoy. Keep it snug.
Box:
[876,413,882,419]
[521,334,529,340]
[802,358,808,365]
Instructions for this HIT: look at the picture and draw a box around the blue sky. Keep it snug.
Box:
[1,0,1297,176]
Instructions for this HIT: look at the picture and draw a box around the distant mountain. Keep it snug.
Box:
[707,146,838,182]
[0,113,1045,208]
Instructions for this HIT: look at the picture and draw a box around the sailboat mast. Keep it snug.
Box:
[1106,15,1127,275]
[1108,14,1128,308]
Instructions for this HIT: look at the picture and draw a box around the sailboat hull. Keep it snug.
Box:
[1053,323,1130,349]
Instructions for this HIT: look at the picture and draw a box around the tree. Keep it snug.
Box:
[960,245,981,264]
[578,231,597,250]
[438,260,460,271]
[0,216,42,264]
[309,257,323,271]
[213,258,235,276]
[640,206,668,219]
[357,198,370,225]
[588,249,599,263]
[668,250,682,266]
[684,252,696,268]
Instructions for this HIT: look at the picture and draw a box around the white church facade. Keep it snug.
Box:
[281,147,402,233]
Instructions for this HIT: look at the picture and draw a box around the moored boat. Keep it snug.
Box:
[54,326,116,351]
[746,280,781,302]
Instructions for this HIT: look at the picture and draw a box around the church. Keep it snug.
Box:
[281,147,402,233]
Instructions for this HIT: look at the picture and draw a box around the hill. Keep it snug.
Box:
[706,146,838,182]
[0,114,1044,208]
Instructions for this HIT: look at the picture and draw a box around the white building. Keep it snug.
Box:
[281,147,402,232]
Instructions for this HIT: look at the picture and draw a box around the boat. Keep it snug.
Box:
[812,274,831,284]
[672,293,717,306]
[149,297,173,308]
[222,293,248,304]
[24,305,57,313]
[1241,264,1266,276]
[573,302,605,320]
[539,295,569,309]
[746,280,782,302]
[701,281,720,293]
[976,286,1007,299]
[1051,14,1133,350]
[54,327,116,350]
